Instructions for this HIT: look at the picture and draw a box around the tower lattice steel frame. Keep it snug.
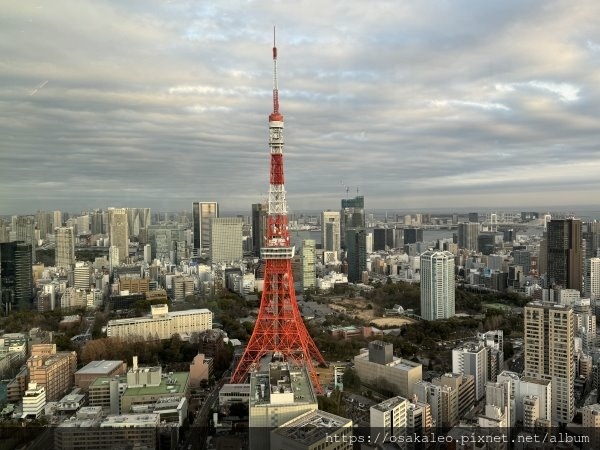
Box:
[230,31,326,392]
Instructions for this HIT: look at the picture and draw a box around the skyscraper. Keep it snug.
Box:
[457,222,479,252]
[14,216,36,262]
[53,210,63,229]
[340,195,365,249]
[585,257,600,301]
[209,217,243,263]
[546,218,582,291]
[192,202,218,253]
[420,250,455,321]
[108,208,129,264]
[523,301,575,424]
[251,203,268,257]
[302,239,316,291]
[0,241,33,313]
[55,227,75,270]
[346,228,366,283]
[36,211,52,240]
[321,210,341,254]
[373,228,393,251]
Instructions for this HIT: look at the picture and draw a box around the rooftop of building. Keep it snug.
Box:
[76,360,124,375]
[520,376,551,386]
[250,361,316,407]
[90,375,127,388]
[525,301,572,310]
[107,308,212,325]
[122,371,189,397]
[372,396,409,412]
[355,349,422,370]
[57,391,85,405]
[583,404,600,413]
[273,410,351,444]
[101,413,160,427]
[220,383,251,395]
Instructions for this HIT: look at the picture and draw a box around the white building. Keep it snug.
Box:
[23,382,46,418]
[452,342,488,401]
[370,396,408,445]
[420,250,455,320]
[585,257,600,301]
[106,304,212,340]
[497,371,552,425]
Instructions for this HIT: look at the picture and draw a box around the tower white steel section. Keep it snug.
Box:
[420,250,455,321]
[55,227,75,270]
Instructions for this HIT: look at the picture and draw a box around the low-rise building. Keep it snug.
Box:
[271,409,353,450]
[55,411,159,450]
[74,360,127,392]
[354,341,422,398]
[22,382,46,419]
[27,344,77,401]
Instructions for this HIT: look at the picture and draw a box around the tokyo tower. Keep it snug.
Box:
[230,30,326,393]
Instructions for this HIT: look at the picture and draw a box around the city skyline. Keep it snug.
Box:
[3,1,600,214]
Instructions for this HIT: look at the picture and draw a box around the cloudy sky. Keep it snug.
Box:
[2,0,600,215]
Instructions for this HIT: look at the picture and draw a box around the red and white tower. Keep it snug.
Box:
[231,31,325,392]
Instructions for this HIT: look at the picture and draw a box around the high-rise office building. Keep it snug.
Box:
[147,224,185,261]
[458,222,479,252]
[546,218,582,291]
[345,228,366,283]
[251,203,268,257]
[35,211,52,240]
[420,250,455,321]
[583,222,600,259]
[209,217,243,263]
[585,257,600,301]
[90,210,104,235]
[108,208,129,264]
[321,211,341,254]
[523,302,575,424]
[0,241,33,313]
[340,195,364,249]
[192,202,218,253]
[403,228,423,245]
[513,250,531,275]
[373,228,393,251]
[53,210,63,229]
[55,227,75,270]
[302,239,316,291]
[14,216,36,262]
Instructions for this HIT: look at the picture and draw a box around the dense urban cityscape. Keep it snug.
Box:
[4,2,600,450]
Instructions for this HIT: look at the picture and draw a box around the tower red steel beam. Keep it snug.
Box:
[230,30,326,393]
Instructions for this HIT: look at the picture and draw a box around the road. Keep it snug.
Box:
[182,381,222,450]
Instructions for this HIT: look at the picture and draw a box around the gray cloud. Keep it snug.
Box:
[2,0,600,215]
